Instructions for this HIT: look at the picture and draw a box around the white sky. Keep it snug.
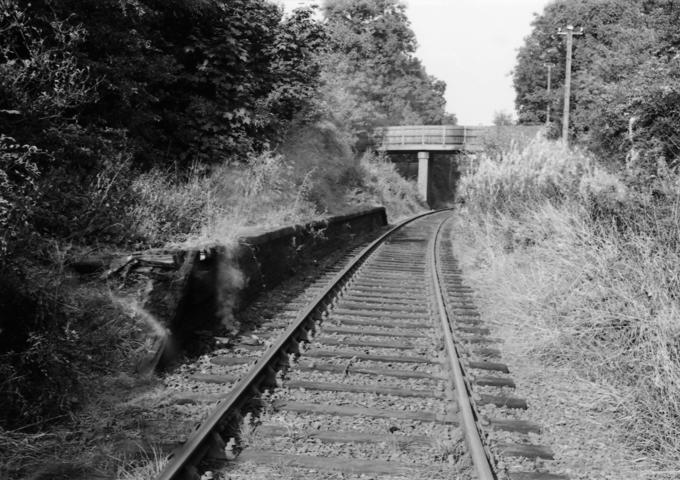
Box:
[278,0,552,125]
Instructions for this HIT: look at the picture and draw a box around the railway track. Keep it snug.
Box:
[155,210,568,480]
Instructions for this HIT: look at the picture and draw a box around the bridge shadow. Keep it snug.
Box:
[389,152,460,208]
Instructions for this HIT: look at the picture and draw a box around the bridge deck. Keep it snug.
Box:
[376,125,487,152]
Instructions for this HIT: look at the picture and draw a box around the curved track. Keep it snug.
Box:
[155,210,567,480]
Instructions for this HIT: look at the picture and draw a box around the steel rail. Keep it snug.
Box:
[431,216,496,480]
[155,209,448,480]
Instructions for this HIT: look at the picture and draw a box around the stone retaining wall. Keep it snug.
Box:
[162,207,387,366]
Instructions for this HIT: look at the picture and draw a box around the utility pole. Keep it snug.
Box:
[557,25,583,146]
[545,64,552,126]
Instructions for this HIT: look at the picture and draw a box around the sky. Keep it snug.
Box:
[278,0,552,125]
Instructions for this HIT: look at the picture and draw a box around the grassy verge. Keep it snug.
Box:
[455,137,680,467]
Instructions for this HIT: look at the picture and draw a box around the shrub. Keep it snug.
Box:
[459,136,644,221]
[0,267,146,429]
[31,128,140,246]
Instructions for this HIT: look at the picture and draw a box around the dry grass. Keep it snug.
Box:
[115,447,168,480]
[456,137,680,469]
[129,152,323,249]
[129,125,426,251]
[460,137,629,214]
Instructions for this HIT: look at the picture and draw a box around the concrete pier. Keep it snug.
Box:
[417,151,430,204]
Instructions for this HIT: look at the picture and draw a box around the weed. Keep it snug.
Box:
[115,446,168,480]
[258,390,276,419]
[432,436,465,463]
[238,412,257,448]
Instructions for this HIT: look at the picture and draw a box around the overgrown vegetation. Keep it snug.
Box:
[457,137,680,466]
[0,0,326,252]
[514,0,680,169]
[130,145,423,250]
[456,0,680,469]
[0,0,444,259]
[0,0,436,461]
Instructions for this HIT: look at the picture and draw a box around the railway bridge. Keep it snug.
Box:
[376,125,486,204]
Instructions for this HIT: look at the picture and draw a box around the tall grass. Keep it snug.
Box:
[129,146,426,249]
[129,152,323,248]
[457,137,680,465]
[460,137,628,213]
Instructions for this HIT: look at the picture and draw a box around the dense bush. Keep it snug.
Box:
[319,0,455,151]
[0,268,146,429]
[9,0,326,167]
[345,152,426,220]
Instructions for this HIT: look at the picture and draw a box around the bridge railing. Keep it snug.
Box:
[375,125,488,151]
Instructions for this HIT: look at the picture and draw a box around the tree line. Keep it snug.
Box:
[514,0,680,172]
[0,0,453,260]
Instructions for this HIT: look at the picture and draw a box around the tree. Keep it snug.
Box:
[493,111,515,126]
[512,0,680,167]
[319,0,454,150]
[514,1,647,123]
[1,0,327,171]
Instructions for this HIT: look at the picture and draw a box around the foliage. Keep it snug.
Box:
[460,136,650,227]
[0,2,97,119]
[2,0,326,169]
[492,110,515,126]
[513,0,680,168]
[513,0,650,126]
[0,0,329,257]
[461,137,598,213]
[319,0,454,150]
[0,268,146,430]
[169,1,327,164]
